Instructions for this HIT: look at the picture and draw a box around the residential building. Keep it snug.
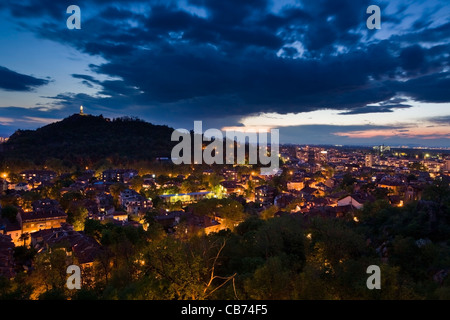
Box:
[0,218,22,247]
[19,199,67,237]
[154,211,185,229]
[337,195,365,209]
[102,169,138,183]
[14,182,31,191]
[31,224,102,270]
[422,160,442,173]
[160,191,215,205]
[404,185,424,203]
[299,186,321,199]
[444,159,450,172]
[0,178,7,193]
[176,213,225,236]
[220,181,244,196]
[255,185,276,207]
[106,211,128,222]
[377,178,405,195]
[222,168,238,180]
[0,233,15,279]
[287,179,305,191]
[142,177,156,189]
[337,193,375,209]
[96,192,114,214]
[274,193,295,209]
[119,189,152,215]
[20,170,56,183]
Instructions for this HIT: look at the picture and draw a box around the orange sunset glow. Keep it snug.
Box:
[334,125,450,140]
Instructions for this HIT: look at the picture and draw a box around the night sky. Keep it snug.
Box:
[0,0,449,147]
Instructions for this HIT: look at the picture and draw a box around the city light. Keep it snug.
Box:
[0,0,447,304]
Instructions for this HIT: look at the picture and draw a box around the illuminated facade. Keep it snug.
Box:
[160,191,215,204]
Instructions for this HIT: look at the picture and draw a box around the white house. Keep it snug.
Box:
[337,195,364,209]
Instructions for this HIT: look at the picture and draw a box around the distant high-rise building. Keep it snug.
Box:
[373,145,390,155]
[365,154,374,167]
[444,159,450,172]
[317,150,328,162]
[296,148,307,162]
[308,150,315,165]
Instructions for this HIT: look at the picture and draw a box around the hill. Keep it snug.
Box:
[1,114,176,168]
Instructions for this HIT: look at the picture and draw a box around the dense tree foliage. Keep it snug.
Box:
[0,205,18,223]
[0,114,176,170]
[1,179,449,300]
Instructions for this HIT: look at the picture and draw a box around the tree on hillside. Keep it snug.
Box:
[1,205,18,223]
[67,204,89,231]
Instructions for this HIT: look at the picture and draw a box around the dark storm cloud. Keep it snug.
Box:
[71,74,100,84]
[392,72,450,103]
[338,95,414,115]
[5,0,68,19]
[3,0,450,125]
[392,21,450,44]
[86,41,398,117]
[0,106,59,118]
[339,103,412,115]
[399,45,426,71]
[0,66,50,91]
[426,115,450,125]
[0,106,66,137]
[299,0,371,52]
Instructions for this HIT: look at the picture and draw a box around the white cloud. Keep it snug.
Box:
[231,99,450,131]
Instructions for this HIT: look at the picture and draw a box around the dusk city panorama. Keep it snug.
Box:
[0,0,449,308]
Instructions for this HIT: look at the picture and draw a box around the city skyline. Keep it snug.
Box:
[0,0,449,147]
